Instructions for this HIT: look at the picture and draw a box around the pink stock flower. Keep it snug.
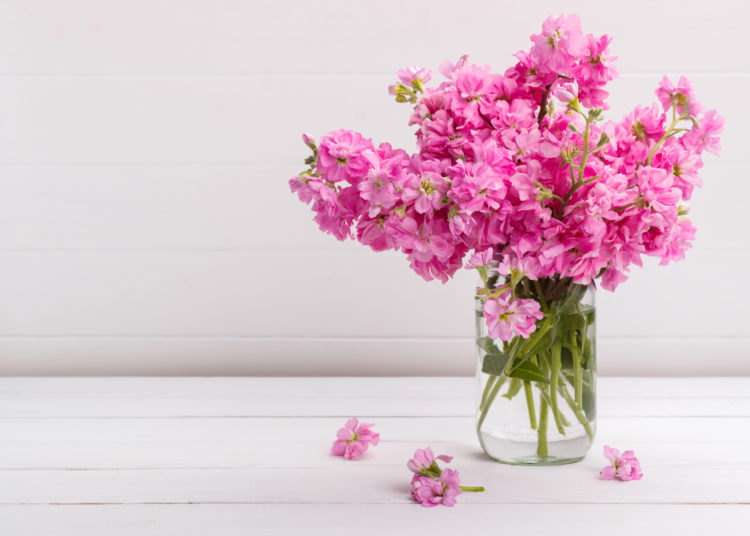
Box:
[682,109,724,156]
[407,447,454,474]
[656,76,702,117]
[316,130,376,184]
[600,445,643,481]
[410,469,463,508]
[406,447,482,507]
[576,34,619,85]
[331,418,380,460]
[465,247,494,269]
[552,80,579,105]
[439,55,469,79]
[290,15,722,306]
[398,66,432,87]
[483,292,543,341]
[530,14,586,73]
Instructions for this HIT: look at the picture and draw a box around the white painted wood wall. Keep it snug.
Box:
[0,1,747,376]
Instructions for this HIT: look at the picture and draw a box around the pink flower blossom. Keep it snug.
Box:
[465,247,494,269]
[316,130,376,184]
[407,447,454,474]
[398,66,432,87]
[530,14,586,73]
[600,445,643,481]
[656,76,702,117]
[483,292,543,341]
[406,447,484,508]
[330,418,379,460]
[410,469,463,507]
[682,109,724,156]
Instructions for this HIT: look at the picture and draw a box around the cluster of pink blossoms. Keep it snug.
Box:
[330,418,379,460]
[290,14,723,341]
[407,447,483,507]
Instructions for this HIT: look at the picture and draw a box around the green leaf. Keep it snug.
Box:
[482,352,511,376]
[558,313,585,332]
[477,336,502,355]
[525,332,555,359]
[509,361,549,384]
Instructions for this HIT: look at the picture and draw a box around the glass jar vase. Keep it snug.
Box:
[475,269,596,465]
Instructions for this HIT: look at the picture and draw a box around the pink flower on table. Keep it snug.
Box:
[483,292,543,341]
[407,447,453,475]
[331,418,379,460]
[600,445,643,481]
[407,447,483,507]
[410,469,463,508]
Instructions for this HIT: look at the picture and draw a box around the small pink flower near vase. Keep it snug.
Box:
[330,418,379,460]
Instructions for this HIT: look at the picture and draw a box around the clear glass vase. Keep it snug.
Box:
[475,269,596,465]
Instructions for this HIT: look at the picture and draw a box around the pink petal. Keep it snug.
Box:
[600,466,617,480]
[331,440,347,457]
[602,445,620,463]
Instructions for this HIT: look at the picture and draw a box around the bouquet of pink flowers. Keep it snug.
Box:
[290,14,722,462]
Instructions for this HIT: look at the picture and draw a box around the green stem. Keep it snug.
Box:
[459,486,485,492]
[477,374,506,431]
[523,380,537,430]
[477,319,551,434]
[570,330,583,411]
[646,108,681,165]
[537,390,549,458]
[559,382,594,441]
[549,344,566,435]
[480,375,497,410]
[532,280,548,311]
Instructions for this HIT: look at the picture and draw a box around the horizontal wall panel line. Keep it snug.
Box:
[0,249,742,256]
[1,337,748,376]
[0,247,745,254]
[0,335,747,341]
[0,72,748,79]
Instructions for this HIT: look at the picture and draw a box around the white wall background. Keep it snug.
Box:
[0,0,748,376]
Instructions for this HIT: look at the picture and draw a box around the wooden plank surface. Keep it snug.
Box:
[1,504,748,536]
[0,377,748,534]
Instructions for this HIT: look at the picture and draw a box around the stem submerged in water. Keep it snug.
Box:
[537,390,549,458]
[523,380,537,430]
[476,276,596,461]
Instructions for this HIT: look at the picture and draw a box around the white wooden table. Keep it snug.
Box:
[0,377,748,535]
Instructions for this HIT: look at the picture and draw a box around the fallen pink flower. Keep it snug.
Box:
[407,447,484,507]
[410,468,463,508]
[330,418,379,460]
[600,445,643,481]
[407,447,453,475]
